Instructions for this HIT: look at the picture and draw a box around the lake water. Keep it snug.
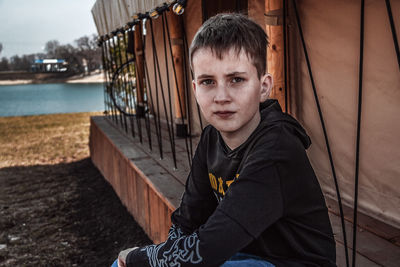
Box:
[0,83,105,117]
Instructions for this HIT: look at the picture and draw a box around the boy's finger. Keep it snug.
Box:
[118,257,126,267]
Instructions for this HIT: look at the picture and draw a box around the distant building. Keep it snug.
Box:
[32,59,68,72]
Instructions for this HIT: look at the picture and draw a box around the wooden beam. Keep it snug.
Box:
[166,11,187,136]
[265,0,288,112]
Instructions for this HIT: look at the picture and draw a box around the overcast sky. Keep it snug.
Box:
[0,0,98,58]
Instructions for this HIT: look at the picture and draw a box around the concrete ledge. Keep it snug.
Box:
[89,116,184,243]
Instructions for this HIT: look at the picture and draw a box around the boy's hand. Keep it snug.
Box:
[118,247,138,267]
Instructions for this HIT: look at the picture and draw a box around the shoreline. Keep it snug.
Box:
[0,110,105,118]
[0,72,105,86]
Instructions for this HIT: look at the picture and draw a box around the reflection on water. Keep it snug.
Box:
[0,83,104,117]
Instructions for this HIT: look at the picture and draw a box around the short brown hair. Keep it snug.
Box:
[190,13,269,77]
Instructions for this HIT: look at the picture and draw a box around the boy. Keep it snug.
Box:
[115,13,336,267]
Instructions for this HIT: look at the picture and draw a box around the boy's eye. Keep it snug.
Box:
[200,79,214,86]
[232,77,244,83]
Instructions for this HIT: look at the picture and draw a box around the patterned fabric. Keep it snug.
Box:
[143,225,203,267]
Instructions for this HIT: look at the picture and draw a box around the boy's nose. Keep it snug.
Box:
[213,85,231,104]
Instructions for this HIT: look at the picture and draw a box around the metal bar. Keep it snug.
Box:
[150,19,176,162]
[181,19,196,160]
[385,0,400,70]
[164,12,192,166]
[136,24,151,147]
[142,20,157,152]
[116,33,129,133]
[104,39,118,123]
[352,1,365,266]
[100,41,110,117]
[161,13,178,168]
[111,36,124,126]
[121,29,138,139]
[150,20,164,159]
[291,1,350,266]
[283,0,288,113]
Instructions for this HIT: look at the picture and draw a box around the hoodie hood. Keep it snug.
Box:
[259,99,312,149]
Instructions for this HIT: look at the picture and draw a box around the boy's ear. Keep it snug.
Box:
[260,73,273,102]
[192,80,197,96]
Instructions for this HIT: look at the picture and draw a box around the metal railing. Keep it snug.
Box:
[98,8,202,170]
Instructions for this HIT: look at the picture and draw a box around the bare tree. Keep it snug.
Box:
[0,57,9,71]
[44,40,60,58]
[74,34,101,74]
[3,34,102,73]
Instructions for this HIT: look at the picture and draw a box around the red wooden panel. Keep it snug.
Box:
[149,190,162,243]
[126,168,138,219]
[135,175,150,234]
[119,157,129,207]
[160,204,170,241]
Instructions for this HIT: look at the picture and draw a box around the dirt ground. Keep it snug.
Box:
[0,113,152,266]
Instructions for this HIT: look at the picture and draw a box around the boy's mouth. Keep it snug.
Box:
[214,111,235,119]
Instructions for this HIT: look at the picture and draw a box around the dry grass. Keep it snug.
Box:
[0,112,152,266]
[0,112,103,168]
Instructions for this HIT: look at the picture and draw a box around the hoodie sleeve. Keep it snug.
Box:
[169,127,218,233]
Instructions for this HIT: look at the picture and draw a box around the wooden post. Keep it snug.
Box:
[134,26,146,117]
[166,11,187,137]
[265,0,288,112]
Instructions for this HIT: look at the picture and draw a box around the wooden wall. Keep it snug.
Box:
[89,116,184,243]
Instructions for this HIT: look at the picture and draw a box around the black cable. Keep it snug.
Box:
[116,32,130,133]
[100,42,109,117]
[136,24,152,148]
[103,39,113,120]
[181,20,194,160]
[385,0,400,70]
[109,58,144,118]
[352,1,365,266]
[105,39,118,123]
[149,22,164,158]
[161,13,178,169]
[150,18,176,163]
[181,14,204,132]
[283,0,288,113]
[142,21,159,153]
[151,20,164,159]
[291,1,350,266]
[121,29,138,139]
[201,0,208,22]
[111,36,125,126]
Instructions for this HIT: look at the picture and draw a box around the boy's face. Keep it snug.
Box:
[192,47,272,148]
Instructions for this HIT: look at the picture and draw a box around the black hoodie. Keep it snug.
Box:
[127,99,336,267]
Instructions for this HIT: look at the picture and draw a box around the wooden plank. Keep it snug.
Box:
[135,174,150,234]
[335,240,380,267]
[329,212,400,267]
[160,203,170,241]
[119,157,129,208]
[149,190,162,243]
[392,235,400,247]
[112,148,120,194]
[166,10,186,121]
[265,0,288,112]
[326,197,400,241]
[133,158,183,209]
[126,168,138,219]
